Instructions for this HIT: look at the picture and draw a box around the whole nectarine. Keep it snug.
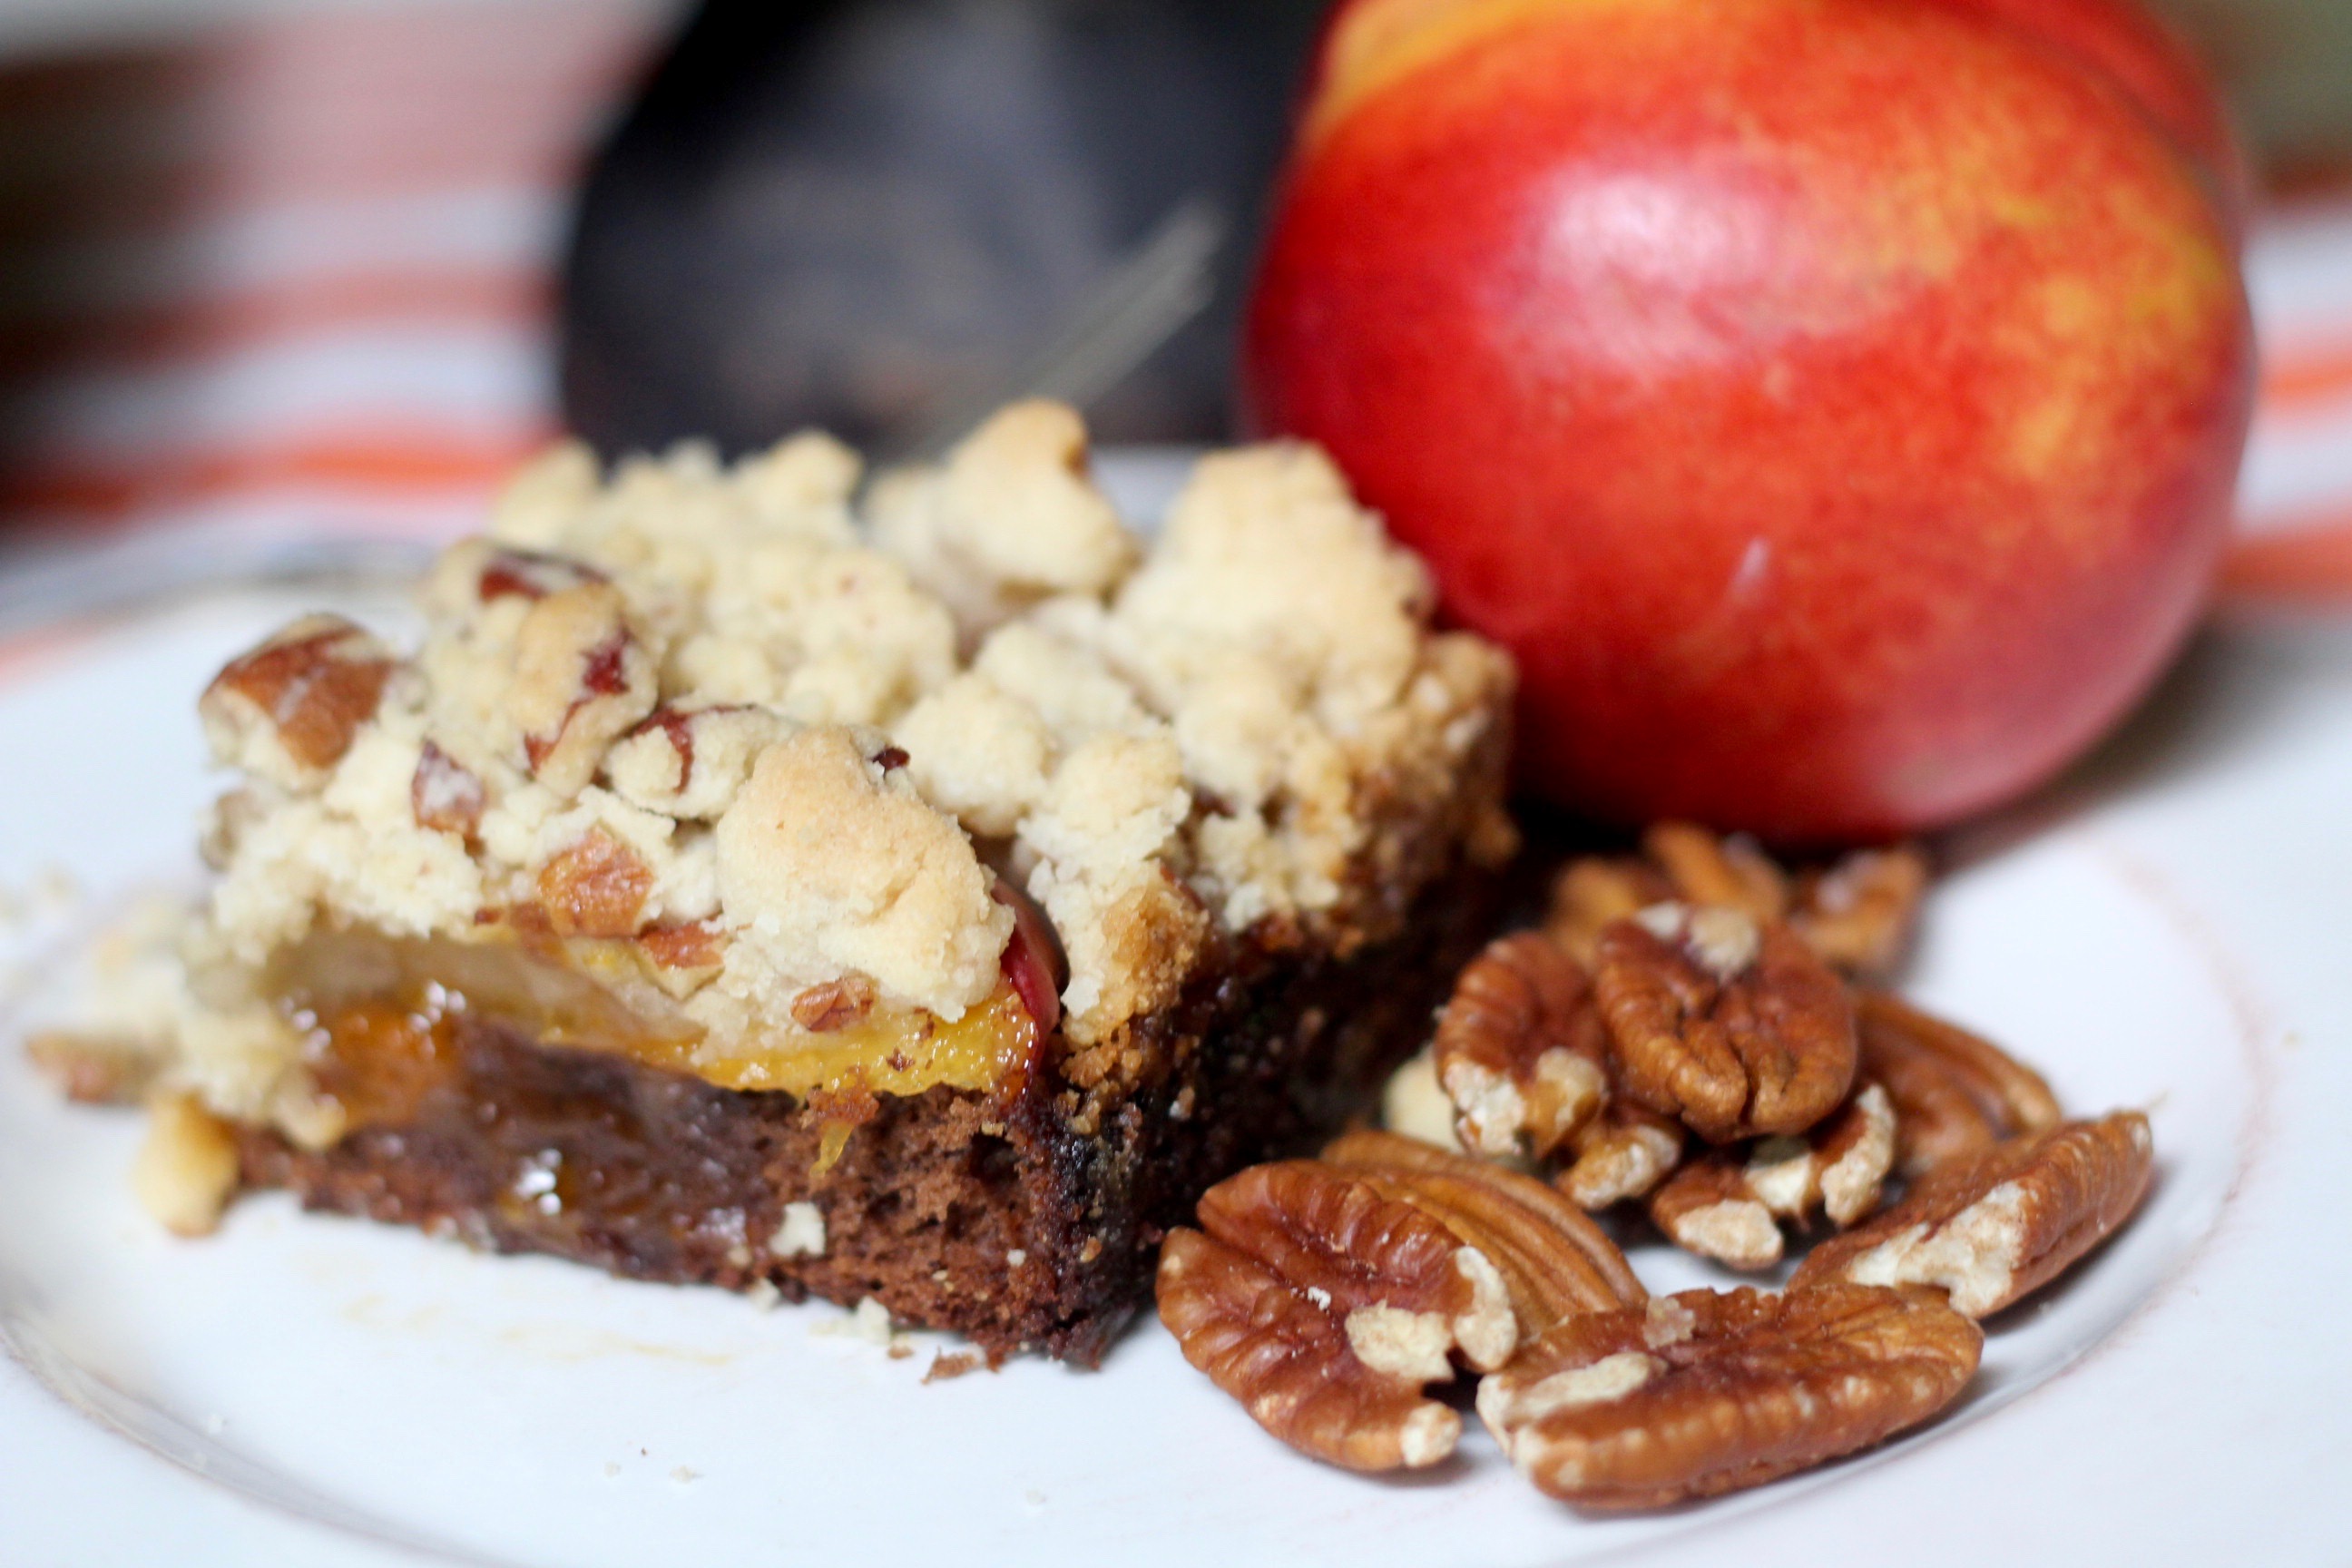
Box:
[1244,0,2254,841]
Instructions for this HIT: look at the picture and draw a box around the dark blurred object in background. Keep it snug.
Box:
[2152,0,2352,193]
[559,0,1326,459]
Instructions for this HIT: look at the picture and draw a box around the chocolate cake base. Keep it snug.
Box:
[238,869,1498,1364]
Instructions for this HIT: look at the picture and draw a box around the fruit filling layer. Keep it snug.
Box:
[273,929,1044,1119]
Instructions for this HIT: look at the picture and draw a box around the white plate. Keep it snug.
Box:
[0,554,2346,1566]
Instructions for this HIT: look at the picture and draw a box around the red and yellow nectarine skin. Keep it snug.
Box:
[1933,0,2249,230]
[1245,0,2253,840]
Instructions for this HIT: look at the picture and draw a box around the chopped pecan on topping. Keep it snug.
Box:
[1643,1083,1898,1271]
[534,827,655,938]
[199,613,396,782]
[1433,933,1608,1161]
[1323,1130,1644,1338]
[1594,905,1857,1143]
[639,919,728,971]
[1791,1112,2153,1318]
[791,975,878,1033]
[1556,1098,1685,1210]
[1792,845,1930,976]
[506,582,658,797]
[1857,992,2063,1176]
[410,740,486,839]
[1479,1283,1981,1510]
[475,546,607,602]
[1157,1161,1517,1472]
[628,707,701,784]
[607,703,793,820]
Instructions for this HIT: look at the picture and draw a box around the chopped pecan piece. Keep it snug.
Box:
[1556,1099,1684,1209]
[505,581,658,797]
[410,740,486,839]
[1158,1161,1517,1472]
[1646,1085,1896,1270]
[639,919,728,971]
[534,827,655,937]
[1478,1283,1981,1510]
[199,613,396,786]
[606,703,795,821]
[1857,992,2062,1175]
[791,975,878,1033]
[1791,1112,2153,1318]
[475,545,607,602]
[1323,1130,1644,1337]
[1433,933,1607,1161]
[1594,905,1857,1142]
[1792,845,1930,976]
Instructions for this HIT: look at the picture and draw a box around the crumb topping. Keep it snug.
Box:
[180,402,1511,1116]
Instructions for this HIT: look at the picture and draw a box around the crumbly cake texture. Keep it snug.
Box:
[175,398,1513,1127]
[95,400,1517,1358]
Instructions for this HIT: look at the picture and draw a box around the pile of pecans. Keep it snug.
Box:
[1155,825,2154,1510]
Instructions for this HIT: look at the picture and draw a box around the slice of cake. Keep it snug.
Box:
[77,402,1515,1363]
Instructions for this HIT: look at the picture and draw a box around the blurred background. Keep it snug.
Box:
[0,0,2348,592]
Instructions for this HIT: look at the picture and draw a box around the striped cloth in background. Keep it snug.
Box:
[0,0,666,547]
[0,0,2348,604]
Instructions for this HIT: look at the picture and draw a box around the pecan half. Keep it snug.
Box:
[1556,1099,1685,1209]
[1479,1283,1981,1510]
[1432,934,1608,1161]
[1646,1085,1897,1270]
[199,613,396,786]
[1323,1129,1644,1337]
[1792,845,1930,976]
[1550,828,1929,977]
[1857,992,2062,1175]
[1642,822,1788,923]
[1594,906,1857,1142]
[1157,1161,1516,1472]
[1790,1112,2153,1318]
[1545,857,1671,966]
[1647,1160,1787,1271]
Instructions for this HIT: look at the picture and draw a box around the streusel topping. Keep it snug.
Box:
[181,401,1511,1121]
